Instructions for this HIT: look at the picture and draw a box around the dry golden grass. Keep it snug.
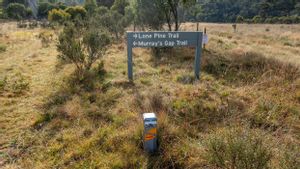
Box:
[181,23,300,65]
[0,22,299,168]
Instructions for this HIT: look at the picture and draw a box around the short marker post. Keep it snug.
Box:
[143,113,157,153]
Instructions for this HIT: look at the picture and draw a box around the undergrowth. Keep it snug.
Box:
[204,128,272,169]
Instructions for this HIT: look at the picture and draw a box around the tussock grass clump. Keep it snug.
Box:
[0,75,7,92]
[296,90,300,102]
[204,128,272,169]
[86,88,121,121]
[10,73,30,94]
[176,73,196,84]
[170,87,244,130]
[202,49,300,84]
[0,43,6,52]
[248,99,299,130]
[38,31,54,47]
[133,89,166,113]
[147,113,189,169]
[279,144,300,169]
[0,73,30,95]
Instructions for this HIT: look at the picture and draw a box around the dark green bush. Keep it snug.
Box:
[56,2,67,10]
[2,0,26,8]
[38,2,56,18]
[95,6,109,15]
[252,15,264,23]
[236,15,244,23]
[111,0,129,15]
[6,3,31,19]
[84,0,97,15]
[97,9,127,39]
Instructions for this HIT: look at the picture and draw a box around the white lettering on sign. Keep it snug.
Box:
[133,33,182,40]
[153,33,166,38]
[132,40,189,47]
[177,40,188,45]
[168,33,179,38]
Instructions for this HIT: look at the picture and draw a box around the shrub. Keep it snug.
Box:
[84,0,97,15]
[57,24,111,78]
[10,73,29,94]
[56,2,67,10]
[111,0,129,15]
[38,2,55,18]
[2,0,27,8]
[98,10,126,39]
[0,76,7,92]
[280,144,300,169]
[205,128,272,169]
[236,15,244,23]
[296,90,300,102]
[0,44,6,53]
[65,6,87,20]
[252,15,264,23]
[96,6,109,15]
[6,3,29,19]
[17,20,27,28]
[48,9,70,23]
[38,31,54,47]
[28,20,38,29]
[265,18,273,24]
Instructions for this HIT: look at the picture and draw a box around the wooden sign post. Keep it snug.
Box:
[127,31,203,81]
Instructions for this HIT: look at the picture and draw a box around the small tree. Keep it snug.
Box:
[2,0,27,8]
[111,0,129,15]
[6,3,30,19]
[96,0,115,8]
[38,2,55,18]
[48,9,71,24]
[84,0,97,15]
[97,9,126,39]
[57,25,110,77]
[96,6,109,15]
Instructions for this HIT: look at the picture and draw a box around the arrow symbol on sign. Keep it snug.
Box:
[133,34,138,39]
[133,41,137,46]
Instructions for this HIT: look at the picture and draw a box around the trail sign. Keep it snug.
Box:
[127,31,203,81]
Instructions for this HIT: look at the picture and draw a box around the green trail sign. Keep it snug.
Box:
[127,31,203,81]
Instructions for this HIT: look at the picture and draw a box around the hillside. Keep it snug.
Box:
[187,0,300,22]
[0,22,299,168]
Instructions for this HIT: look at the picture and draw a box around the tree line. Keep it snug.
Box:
[185,0,300,24]
[1,0,299,23]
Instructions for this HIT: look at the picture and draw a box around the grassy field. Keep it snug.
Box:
[0,22,299,168]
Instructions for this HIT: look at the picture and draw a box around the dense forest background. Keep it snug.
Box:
[0,0,300,23]
[185,0,300,23]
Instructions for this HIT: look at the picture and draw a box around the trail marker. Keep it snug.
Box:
[143,113,157,153]
[127,31,203,81]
